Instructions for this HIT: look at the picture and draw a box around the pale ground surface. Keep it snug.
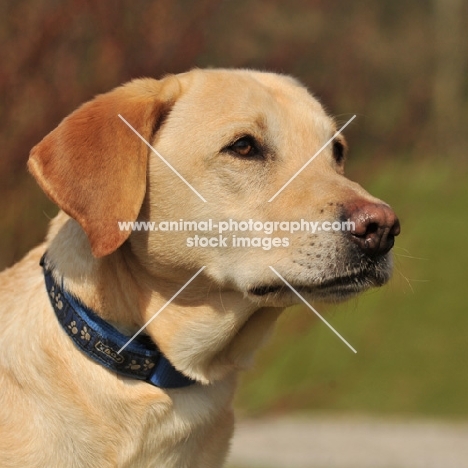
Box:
[227,415,468,468]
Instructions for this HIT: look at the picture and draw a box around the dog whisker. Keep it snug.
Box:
[394,253,428,260]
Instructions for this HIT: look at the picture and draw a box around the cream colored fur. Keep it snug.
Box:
[0,69,394,467]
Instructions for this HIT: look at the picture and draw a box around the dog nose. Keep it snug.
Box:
[346,202,400,257]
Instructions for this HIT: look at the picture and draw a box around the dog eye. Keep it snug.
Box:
[228,136,260,158]
[332,139,345,164]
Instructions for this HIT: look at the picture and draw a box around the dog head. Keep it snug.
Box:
[29,69,400,308]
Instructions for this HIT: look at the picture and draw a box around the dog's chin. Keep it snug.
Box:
[246,268,392,306]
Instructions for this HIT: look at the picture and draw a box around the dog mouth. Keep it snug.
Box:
[248,270,389,299]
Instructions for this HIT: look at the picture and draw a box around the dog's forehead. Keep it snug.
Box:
[177,69,320,110]
[173,69,334,137]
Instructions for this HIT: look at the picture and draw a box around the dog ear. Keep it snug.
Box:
[28,77,180,258]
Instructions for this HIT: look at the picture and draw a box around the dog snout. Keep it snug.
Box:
[346,201,400,257]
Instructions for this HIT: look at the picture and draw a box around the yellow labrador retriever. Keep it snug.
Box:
[0,69,399,467]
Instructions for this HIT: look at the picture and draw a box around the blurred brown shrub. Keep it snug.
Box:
[1,0,466,268]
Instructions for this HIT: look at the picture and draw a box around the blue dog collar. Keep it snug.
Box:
[40,254,196,389]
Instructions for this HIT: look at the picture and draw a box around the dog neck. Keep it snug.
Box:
[40,253,196,388]
[45,212,283,384]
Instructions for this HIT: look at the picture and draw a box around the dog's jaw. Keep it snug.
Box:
[245,252,394,305]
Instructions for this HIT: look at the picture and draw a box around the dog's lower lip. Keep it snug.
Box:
[249,285,284,296]
[316,275,369,289]
[249,274,376,297]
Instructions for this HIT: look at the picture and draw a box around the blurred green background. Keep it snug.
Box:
[1,0,467,439]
